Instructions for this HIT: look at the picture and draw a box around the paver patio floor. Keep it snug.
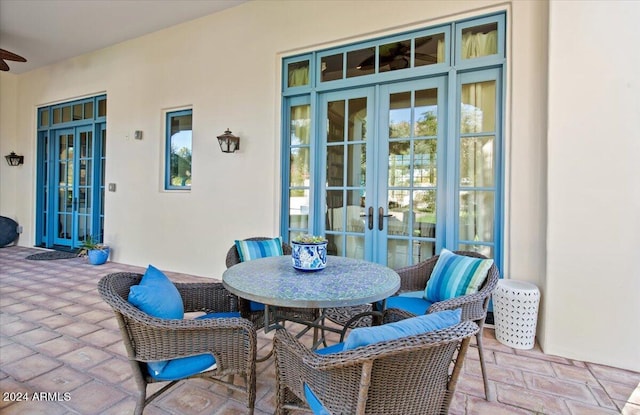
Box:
[1,246,638,414]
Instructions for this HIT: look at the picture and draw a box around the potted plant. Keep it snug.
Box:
[291,234,328,271]
[78,235,110,265]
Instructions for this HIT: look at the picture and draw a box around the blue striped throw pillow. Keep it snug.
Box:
[424,249,493,302]
[235,237,284,262]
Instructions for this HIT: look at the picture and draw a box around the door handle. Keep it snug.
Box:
[360,206,374,230]
[378,207,392,231]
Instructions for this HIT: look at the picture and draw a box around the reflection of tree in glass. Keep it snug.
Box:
[170,145,192,186]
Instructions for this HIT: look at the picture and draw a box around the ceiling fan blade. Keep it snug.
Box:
[0,48,27,62]
[0,60,10,71]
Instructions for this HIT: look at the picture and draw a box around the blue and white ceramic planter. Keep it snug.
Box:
[291,242,327,271]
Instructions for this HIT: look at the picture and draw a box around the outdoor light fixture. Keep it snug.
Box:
[5,152,24,166]
[217,129,240,153]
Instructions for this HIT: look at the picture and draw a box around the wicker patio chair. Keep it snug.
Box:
[274,311,479,415]
[98,272,257,415]
[383,250,500,401]
[225,237,319,329]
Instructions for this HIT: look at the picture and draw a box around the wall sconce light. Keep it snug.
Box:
[5,152,24,166]
[217,129,240,153]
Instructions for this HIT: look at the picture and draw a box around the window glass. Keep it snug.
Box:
[166,110,192,189]
[288,60,310,87]
[347,47,375,78]
[98,99,107,117]
[415,33,446,66]
[321,53,343,82]
[40,109,49,127]
[379,40,411,72]
[461,23,498,60]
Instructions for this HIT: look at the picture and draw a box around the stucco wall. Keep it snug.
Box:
[545,0,640,371]
[3,0,637,372]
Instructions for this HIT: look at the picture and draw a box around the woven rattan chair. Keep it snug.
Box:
[274,311,479,415]
[98,272,257,415]
[384,250,500,401]
[225,237,319,329]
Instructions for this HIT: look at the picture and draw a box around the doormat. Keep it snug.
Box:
[26,251,78,260]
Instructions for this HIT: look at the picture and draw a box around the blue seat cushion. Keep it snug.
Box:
[315,342,345,355]
[249,301,265,312]
[195,311,241,319]
[147,311,239,377]
[342,309,461,351]
[128,265,184,320]
[385,296,433,316]
[425,249,493,302]
[304,384,332,415]
[148,353,217,381]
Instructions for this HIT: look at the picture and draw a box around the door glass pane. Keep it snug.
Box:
[290,105,310,145]
[327,233,343,256]
[415,33,445,67]
[461,81,496,133]
[288,60,309,87]
[346,235,365,259]
[388,239,410,269]
[346,190,365,232]
[414,89,438,137]
[289,189,309,230]
[460,136,494,187]
[379,40,411,73]
[348,98,367,141]
[290,148,309,186]
[327,145,344,185]
[389,141,410,187]
[459,190,494,242]
[346,144,366,187]
[347,47,375,78]
[461,23,498,60]
[327,100,345,143]
[388,190,409,236]
[326,190,344,232]
[414,139,437,186]
[389,92,411,138]
[321,53,343,82]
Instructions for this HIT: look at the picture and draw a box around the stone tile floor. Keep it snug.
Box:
[1,246,639,414]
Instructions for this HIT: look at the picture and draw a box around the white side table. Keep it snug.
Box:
[492,279,540,349]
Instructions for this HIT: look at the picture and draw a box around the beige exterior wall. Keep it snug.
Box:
[545,0,640,371]
[0,0,637,371]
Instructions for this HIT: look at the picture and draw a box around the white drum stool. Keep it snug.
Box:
[492,280,540,349]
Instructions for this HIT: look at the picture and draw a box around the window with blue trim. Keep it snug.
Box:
[281,12,505,270]
[165,109,193,190]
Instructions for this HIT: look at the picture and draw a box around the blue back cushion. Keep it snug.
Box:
[235,237,283,262]
[424,249,493,302]
[342,309,461,351]
[128,265,184,319]
[128,265,185,376]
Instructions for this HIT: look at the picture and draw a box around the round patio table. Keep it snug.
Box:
[222,255,400,309]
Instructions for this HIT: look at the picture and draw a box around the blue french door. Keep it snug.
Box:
[52,126,96,247]
[317,77,445,267]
